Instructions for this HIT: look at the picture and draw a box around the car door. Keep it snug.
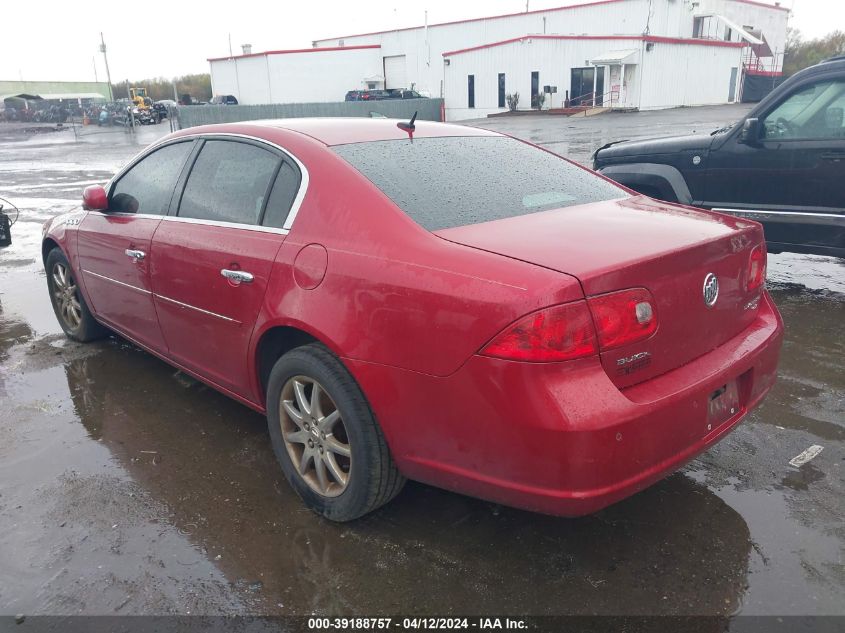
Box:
[76,140,195,351]
[705,77,845,254]
[150,137,302,400]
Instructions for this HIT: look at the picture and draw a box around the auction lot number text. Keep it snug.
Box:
[308,618,528,630]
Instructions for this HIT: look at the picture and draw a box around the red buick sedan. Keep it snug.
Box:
[42,119,783,521]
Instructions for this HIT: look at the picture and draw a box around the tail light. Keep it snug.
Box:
[747,243,766,292]
[587,288,658,351]
[480,301,598,362]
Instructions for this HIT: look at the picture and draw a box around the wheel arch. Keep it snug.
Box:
[597,163,692,204]
[253,322,343,406]
[41,237,62,266]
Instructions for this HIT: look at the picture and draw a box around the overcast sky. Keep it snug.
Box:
[2,0,839,82]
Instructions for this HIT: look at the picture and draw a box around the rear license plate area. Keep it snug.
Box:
[708,380,741,427]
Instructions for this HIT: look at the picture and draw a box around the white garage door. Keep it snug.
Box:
[384,55,407,90]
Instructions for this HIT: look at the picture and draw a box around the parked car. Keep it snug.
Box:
[385,89,426,99]
[152,102,169,120]
[42,118,783,521]
[593,56,845,258]
[345,90,389,101]
[210,94,239,105]
[179,94,206,105]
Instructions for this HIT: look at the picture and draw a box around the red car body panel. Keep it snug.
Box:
[150,221,285,399]
[42,119,785,516]
[436,196,766,389]
[347,292,781,515]
[76,214,167,350]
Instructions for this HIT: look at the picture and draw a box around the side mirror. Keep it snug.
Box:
[739,118,762,146]
[82,185,108,211]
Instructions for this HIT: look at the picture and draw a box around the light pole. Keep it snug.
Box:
[99,33,114,101]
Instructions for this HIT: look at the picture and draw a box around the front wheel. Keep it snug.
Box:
[45,248,107,342]
[266,343,405,521]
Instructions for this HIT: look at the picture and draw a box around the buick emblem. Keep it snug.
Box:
[703,273,719,308]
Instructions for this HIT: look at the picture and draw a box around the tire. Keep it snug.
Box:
[266,343,405,521]
[45,248,107,342]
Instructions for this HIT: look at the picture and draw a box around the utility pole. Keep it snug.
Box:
[99,33,114,101]
[229,33,241,102]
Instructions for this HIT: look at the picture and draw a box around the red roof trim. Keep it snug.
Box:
[314,0,629,44]
[207,44,380,63]
[728,0,790,12]
[745,69,784,76]
[442,35,745,57]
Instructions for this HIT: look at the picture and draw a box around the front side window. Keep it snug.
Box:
[110,141,193,214]
[762,79,845,140]
[178,140,279,225]
[333,136,627,231]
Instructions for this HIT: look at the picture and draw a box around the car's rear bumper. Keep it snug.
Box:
[346,291,784,516]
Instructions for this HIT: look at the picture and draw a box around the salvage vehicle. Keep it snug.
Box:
[593,56,845,259]
[210,94,239,105]
[345,90,389,101]
[41,118,784,521]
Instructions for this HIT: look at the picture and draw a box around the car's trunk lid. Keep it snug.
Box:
[435,196,765,388]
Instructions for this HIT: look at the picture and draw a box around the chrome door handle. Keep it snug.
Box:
[125,249,145,260]
[221,269,254,283]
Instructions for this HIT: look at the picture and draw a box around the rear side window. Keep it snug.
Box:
[110,141,193,214]
[262,161,302,229]
[178,140,279,225]
[332,136,626,231]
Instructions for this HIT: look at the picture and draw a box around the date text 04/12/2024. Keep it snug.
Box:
[308,618,528,630]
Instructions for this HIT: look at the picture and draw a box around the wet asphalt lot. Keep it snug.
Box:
[0,109,843,621]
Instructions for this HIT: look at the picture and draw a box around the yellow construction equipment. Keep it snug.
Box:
[129,87,149,109]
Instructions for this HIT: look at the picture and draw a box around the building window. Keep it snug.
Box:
[498,73,506,108]
[693,17,704,38]
[531,71,540,108]
[468,75,475,108]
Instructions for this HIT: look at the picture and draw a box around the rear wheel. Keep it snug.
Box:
[266,343,405,521]
[46,248,107,342]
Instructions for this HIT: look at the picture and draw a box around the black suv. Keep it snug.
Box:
[593,57,845,258]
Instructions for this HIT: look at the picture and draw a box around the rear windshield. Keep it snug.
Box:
[333,136,626,231]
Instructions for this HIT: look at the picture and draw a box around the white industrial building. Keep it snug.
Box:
[208,45,384,104]
[209,0,789,120]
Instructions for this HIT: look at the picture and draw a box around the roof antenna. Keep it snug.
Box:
[397,111,417,139]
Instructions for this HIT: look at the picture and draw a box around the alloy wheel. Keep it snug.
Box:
[52,262,82,331]
[279,375,352,497]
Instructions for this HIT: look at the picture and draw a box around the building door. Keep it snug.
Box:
[384,55,407,89]
[728,67,738,102]
[498,73,506,108]
[570,67,602,106]
[468,75,475,108]
[530,71,539,108]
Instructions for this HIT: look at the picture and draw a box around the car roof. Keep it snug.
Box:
[797,57,845,77]
[193,117,501,146]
